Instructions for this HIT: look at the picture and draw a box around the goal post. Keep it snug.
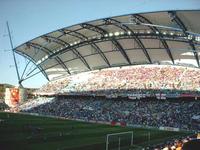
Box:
[106,131,133,150]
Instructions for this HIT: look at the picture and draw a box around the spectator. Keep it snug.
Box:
[36,65,200,97]
[19,96,200,131]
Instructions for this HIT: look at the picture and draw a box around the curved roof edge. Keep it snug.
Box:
[14,9,200,50]
[14,9,200,83]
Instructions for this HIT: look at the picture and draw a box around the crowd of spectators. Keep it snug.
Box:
[18,97,54,111]
[24,64,200,149]
[0,99,9,111]
[36,65,200,96]
[38,78,69,94]
[20,96,200,131]
[153,135,199,150]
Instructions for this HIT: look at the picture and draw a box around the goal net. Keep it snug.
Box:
[106,131,133,150]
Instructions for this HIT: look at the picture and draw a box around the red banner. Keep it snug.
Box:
[111,121,116,126]
[10,88,19,105]
[180,94,194,97]
[120,122,126,127]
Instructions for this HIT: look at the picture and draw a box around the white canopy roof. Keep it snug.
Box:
[15,10,200,81]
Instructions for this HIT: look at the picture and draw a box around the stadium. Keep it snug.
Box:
[1,1,200,150]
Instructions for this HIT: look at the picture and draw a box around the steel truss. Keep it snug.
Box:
[14,12,200,83]
[168,11,199,67]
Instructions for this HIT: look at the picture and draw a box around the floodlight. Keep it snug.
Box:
[114,32,120,36]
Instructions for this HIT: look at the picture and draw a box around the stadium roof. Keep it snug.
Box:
[14,10,200,82]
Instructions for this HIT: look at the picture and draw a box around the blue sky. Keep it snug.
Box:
[0,0,199,88]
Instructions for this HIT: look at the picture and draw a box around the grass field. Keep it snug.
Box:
[0,112,192,150]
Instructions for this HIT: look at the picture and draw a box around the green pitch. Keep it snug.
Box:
[0,112,191,150]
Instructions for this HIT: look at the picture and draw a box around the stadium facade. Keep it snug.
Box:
[2,3,200,149]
